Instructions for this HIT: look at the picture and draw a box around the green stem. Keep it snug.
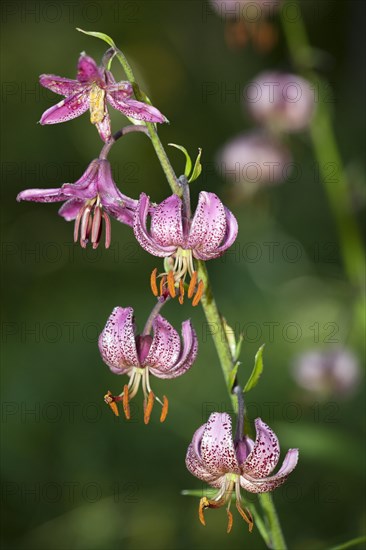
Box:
[280,0,365,339]
[258,493,287,550]
[114,50,182,196]
[197,261,287,549]
[112,37,288,550]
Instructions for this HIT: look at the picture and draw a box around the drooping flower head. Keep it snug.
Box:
[134,191,238,305]
[99,306,198,423]
[246,72,315,132]
[292,347,361,398]
[186,412,298,533]
[17,158,137,249]
[40,53,168,142]
[217,130,292,190]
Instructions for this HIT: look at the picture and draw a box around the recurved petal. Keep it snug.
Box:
[61,160,100,198]
[77,53,101,83]
[106,79,133,98]
[150,194,184,248]
[95,112,112,143]
[143,315,181,371]
[150,319,198,379]
[17,187,67,203]
[58,198,83,220]
[97,160,137,210]
[239,449,299,493]
[98,306,139,374]
[194,206,238,260]
[187,192,227,255]
[186,442,223,488]
[200,413,240,476]
[133,193,177,257]
[241,418,280,478]
[107,94,168,123]
[39,74,82,96]
[40,91,89,124]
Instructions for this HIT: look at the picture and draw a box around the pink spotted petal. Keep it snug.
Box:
[186,441,223,488]
[143,315,181,371]
[133,193,177,257]
[95,112,112,143]
[200,413,240,476]
[98,306,139,374]
[150,320,198,379]
[107,94,168,123]
[106,78,133,99]
[150,194,185,248]
[39,74,82,97]
[239,449,299,493]
[40,91,89,125]
[58,198,83,221]
[187,192,227,256]
[77,53,101,83]
[17,187,67,203]
[241,418,281,478]
[193,207,238,260]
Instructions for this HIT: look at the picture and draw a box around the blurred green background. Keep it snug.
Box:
[1,1,365,549]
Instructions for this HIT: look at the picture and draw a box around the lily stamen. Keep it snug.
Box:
[160,396,169,423]
[192,280,205,307]
[143,390,155,425]
[122,384,130,420]
[150,268,158,296]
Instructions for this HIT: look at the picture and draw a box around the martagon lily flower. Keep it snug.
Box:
[134,191,238,305]
[99,306,198,423]
[39,53,167,142]
[186,412,299,533]
[17,158,137,249]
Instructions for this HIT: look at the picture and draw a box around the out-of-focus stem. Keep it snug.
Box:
[280,0,365,339]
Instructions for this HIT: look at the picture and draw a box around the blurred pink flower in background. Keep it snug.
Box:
[216,131,292,193]
[246,71,315,132]
[209,0,281,18]
[292,348,361,398]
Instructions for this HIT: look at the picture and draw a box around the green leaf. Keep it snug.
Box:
[76,28,116,49]
[168,144,192,178]
[243,344,265,393]
[228,361,240,391]
[188,148,202,182]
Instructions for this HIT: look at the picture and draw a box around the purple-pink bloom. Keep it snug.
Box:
[17,159,137,249]
[186,412,298,532]
[99,306,198,423]
[39,53,168,142]
[134,192,238,305]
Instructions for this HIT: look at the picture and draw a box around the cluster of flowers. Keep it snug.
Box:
[17,50,298,533]
[217,71,315,195]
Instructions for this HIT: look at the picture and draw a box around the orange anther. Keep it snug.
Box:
[178,280,185,305]
[192,280,204,307]
[167,270,176,298]
[198,497,209,527]
[236,501,254,533]
[122,384,131,420]
[160,275,167,296]
[150,268,158,296]
[144,390,155,424]
[104,391,119,417]
[160,395,169,422]
[188,271,198,299]
[226,509,233,534]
